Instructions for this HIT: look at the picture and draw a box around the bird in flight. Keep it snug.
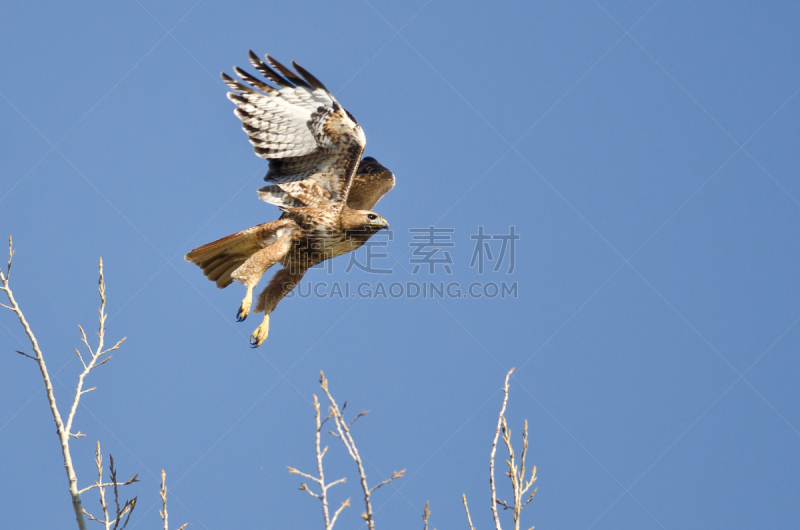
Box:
[186,51,395,347]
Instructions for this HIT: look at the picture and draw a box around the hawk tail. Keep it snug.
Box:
[185,230,256,288]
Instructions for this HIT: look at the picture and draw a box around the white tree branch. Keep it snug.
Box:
[487,368,537,530]
[289,393,349,530]
[462,494,476,530]
[490,368,514,530]
[423,501,431,530]
[65,259,127,439]
[0,236,87,529]
[319,371,404,530]
[159,469,188,530]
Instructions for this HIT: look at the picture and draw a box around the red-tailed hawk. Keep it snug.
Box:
[186,51,394,347]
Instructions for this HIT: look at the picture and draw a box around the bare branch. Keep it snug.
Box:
[369,469,406,493]
[83,509,103,523]
[289,393,349,530]
[0,237,87,529]
[463,494,476,530]
[82,507,98,523]
[330,498,350,528]
[348,410,369,428]
[319,371,401,530]
[114,498,136,530]
[6,235,14,279]
[15,350,36,361]
[298,483,321,499]
[94,442,111,528]
[108,454,137,530]
[65,259,124,446]
[77,474,139,496]
[490,368,514,530]
[328,477,347,488]
[159,469,187,530]
[423,501,431,530]
[288,466,320,483]
[489,369,537,530]
[75,348,88,369]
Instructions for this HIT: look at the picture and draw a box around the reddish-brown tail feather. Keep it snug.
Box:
[185,226,264,288]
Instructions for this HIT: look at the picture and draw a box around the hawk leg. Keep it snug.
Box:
[251,314,270,348]
[231,231,294,322]
[250,265,309,347]
[237,286,254,322]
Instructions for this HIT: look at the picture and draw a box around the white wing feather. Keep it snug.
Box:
[223,52,366,209]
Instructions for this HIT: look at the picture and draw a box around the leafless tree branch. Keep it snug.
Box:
[159,469,188,530]
[288,394,350,529]
[82,442,137,530]
[319,371,405,530]
[15,349,36,360]
[464,368,537,530]
[1,236,87,528]
[462,494,476,530]
[65,259,127,440]
[489,369,514,530]
[291,372,404,530]
[369,470,406,494]
[423,501,431,530]
[1,238,166,530]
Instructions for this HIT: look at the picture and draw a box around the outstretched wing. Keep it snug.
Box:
[222,51,366,210]
[346,157,395,211]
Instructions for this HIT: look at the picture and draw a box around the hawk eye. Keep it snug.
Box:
[367,213,378,221]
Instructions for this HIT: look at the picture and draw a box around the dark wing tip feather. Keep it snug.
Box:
[233,66,277,94]
[221,72,239,91]
[265,55,311,90]
[220,72,258,95]
[228,92,247,105]
[248,50,293,88]
[291,61,329,92]
[233,108,253,121]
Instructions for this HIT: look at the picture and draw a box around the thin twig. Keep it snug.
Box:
[78,477,139,496]
[490,368,514,530]
[423,501,431,530]
[288,394,349,530]
[15,350,36,360]
[159,469,188,530]
[65,259,127,439]
[84,442,138,530]
[370,470,406,494]
[319,371,404,530]
[330,498,350,528]
[96,442,111,528]
[0,236,87,529]
[320,373,371,529]
[109,454,137,530]
[490,369,537,530]
[463,494,476,530]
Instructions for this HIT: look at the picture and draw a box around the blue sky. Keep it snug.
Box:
[2,0,799,528]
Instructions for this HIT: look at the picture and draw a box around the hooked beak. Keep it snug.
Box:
[380,217,390,230]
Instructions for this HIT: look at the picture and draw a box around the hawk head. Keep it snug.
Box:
[341,208,390,233]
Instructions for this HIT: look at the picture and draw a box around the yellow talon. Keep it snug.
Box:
[250,313,270,347]
[237,286,253,322]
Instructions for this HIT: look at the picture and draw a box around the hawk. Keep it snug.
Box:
[186,51,394,347]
